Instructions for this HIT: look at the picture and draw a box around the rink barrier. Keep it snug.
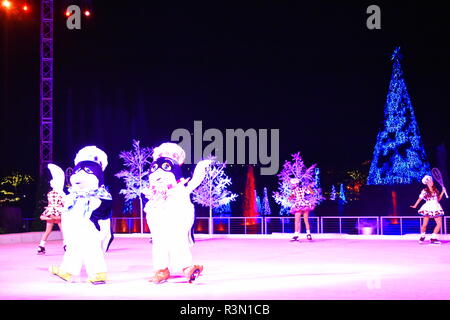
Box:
[20,216,449,235]
[195,216,448,236]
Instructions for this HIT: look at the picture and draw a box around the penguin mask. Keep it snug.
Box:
[70,160,104,192]
[149,157,183,189]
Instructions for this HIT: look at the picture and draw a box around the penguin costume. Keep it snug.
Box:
[49,146,113,284]
[143,143,211,284]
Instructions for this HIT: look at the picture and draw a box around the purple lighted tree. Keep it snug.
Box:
[273,152,322,212]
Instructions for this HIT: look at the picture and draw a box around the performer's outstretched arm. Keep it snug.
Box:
[439,187,447,201]
[410,198,422,209]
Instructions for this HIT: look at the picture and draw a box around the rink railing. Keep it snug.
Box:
[107,215,449,235]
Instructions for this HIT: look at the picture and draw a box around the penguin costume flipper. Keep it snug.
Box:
[186,159,213,193]
[89,198,114,252]
[90,198,112,230]
[99,220,114,252]
[106,226,114,252]
[47,164,65,193]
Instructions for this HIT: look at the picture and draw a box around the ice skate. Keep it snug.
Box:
[37,246,46,255]
[49,266,72,282]
[88,272,107,285]
[290,235,299,242]
[430,238,441,245]
[149,268,170,284]
[418,236,426,244]
[306,234,312,241]
[183,265,203,283]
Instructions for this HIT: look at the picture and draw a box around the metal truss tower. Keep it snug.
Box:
[39,0,54,177]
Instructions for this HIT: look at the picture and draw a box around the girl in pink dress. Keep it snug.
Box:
[411,175,446,244]
[289,179,315,241]
[37,165,66,254]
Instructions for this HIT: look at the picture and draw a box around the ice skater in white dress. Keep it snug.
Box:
[411,175,446,244]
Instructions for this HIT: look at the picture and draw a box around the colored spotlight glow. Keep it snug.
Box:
[65,10,70,16]
[23,4,29,11]
[2,0,12,9]
[84,10,90,16]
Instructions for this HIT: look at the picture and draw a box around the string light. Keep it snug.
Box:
[1,1,31,12]
[1,0,12,9]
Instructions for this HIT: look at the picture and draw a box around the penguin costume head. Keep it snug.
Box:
[70,146,108,192]
[149,143,185,189]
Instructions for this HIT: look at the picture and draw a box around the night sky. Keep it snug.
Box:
[1,1,450,202]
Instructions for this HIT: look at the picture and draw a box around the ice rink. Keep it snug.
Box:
[1,235,450,300]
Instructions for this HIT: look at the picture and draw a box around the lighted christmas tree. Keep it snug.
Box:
[367,47,431,185]
[339,184,347,203]
[255,190,262,214]
[314,168,321,189]
[337,183,347,215]
[330,185,336,200]
[261,187,272,216]
[242,166,258,224]
[313,167,325,205]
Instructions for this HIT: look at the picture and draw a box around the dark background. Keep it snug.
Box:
[1,1,449,216]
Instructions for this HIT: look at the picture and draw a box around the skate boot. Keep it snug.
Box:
[183,265,203,283]
[49,266,72,282]
[430,238,441,245]
[37,246,46,255]
[88,272,107,285]
[149,268,170,284]
[418,236,426,244]
[306,234,312,241]
[290,235,299,242]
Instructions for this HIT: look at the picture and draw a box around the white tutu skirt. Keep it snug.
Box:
[418,200,444,217]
